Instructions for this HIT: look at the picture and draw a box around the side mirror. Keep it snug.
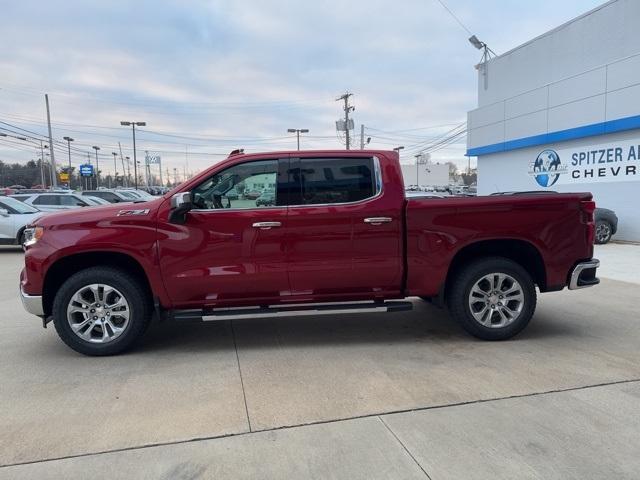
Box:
[169,191,192,224]
[0,208,9,217]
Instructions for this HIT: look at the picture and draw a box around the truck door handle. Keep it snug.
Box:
[364,217,392,225]
[252,221,282,230]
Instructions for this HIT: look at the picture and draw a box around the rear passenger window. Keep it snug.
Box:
[293,157,376,205]
[33,195,60,206]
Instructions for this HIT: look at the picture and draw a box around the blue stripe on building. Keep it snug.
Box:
[466,113,640,157]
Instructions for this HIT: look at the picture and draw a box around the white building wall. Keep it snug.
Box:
[401,164,449,187]
[476,0,640,107]
[467,0,640,241]
[477,129,640,241]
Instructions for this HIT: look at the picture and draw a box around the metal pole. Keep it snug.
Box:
[63,137,73,189]
[39,141,46,188]
[45,94,58,188]
[296,131,300,151]
[360,124,364,150]
[119,145,127,188]
[112,152,118,187]
[132,124,138,190]
[344,96,350,150]
[93,146,100,188]
[67,142,72,187]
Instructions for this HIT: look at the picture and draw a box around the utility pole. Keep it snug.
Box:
[63,137,74,189]
[112,152,118,188]
[38,141,47,188]
[360,124,365,149]
[120,121,146,190]
[185,145,189,182]
[86,152,92,190]
[44,94,58,187]
[336,93,354,150]
[415,153,421,188]
[92,146,100,188]
[118,142,127,187]
[125,157,131,186]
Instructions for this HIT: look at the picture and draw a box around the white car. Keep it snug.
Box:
[0,196,43,245]
[10,193,100,212]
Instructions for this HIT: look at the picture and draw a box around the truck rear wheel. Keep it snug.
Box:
[52,267,151,356]
[447,257,536,340]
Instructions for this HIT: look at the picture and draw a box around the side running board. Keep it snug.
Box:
[171,301,413,322]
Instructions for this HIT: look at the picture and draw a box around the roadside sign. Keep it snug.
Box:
[79,164,94,177]
[145,154,161,165]
[59,173,69,182]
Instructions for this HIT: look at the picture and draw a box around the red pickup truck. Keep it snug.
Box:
[20,150,600,355]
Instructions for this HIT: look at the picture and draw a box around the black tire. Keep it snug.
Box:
[53,267,151,356]
[595,220,612,244]
[447,257,536,341]
[17,228,25,246]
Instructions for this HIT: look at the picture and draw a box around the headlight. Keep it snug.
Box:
[23,226,44,247]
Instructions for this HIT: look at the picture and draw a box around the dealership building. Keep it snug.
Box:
[467,0,640,241]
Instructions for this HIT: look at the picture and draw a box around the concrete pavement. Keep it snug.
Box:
[1,244,640,478]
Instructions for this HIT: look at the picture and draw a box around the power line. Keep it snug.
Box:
[434,0,473,36]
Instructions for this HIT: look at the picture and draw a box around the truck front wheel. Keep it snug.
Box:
[447,257,536,340]
[52,267,151,355]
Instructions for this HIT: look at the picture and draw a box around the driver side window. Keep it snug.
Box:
[192,159,279,210]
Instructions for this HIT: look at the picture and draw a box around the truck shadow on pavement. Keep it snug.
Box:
[134,301,581,355]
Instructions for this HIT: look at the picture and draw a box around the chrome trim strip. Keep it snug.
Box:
[20,286,44,316]
[569,259,600,290]
[364,217,392,224]
[252,221,282,229]
[203,306,389,321]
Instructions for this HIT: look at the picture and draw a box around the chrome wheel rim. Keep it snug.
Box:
[67,284,130,343]
[596,223,610,243]
[468,273,524,328]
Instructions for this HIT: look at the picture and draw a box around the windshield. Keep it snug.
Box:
[130,190,154,199]
[0,196,39,214]
[118,191,138,199]
[85,196,110,205]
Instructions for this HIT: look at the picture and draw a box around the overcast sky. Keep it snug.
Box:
[0,0,604,178]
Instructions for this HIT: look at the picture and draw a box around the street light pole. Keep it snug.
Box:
[63,136,74,189]
[92,146,100,188]
[287,128,309,151]
[120,121,146,190]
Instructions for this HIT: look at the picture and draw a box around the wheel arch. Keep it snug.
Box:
[15,226,26,245]
[43,251,153,316]
[443,238,547,301]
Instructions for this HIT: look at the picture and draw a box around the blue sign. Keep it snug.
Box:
[79,164,94,177]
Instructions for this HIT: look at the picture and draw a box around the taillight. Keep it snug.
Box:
[581,200,596,244]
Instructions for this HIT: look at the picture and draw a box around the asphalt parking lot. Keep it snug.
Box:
[1,243,639,479]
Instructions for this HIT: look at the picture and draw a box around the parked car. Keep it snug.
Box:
[83,196,111,206]
[0,196,43,245]
[20,149,600,356]
[256,191,276,206]
[10,193,99,212]
[594,208,618,244]
[79,190,136,203]
[243,190,262,200]
[117,189,156,201]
